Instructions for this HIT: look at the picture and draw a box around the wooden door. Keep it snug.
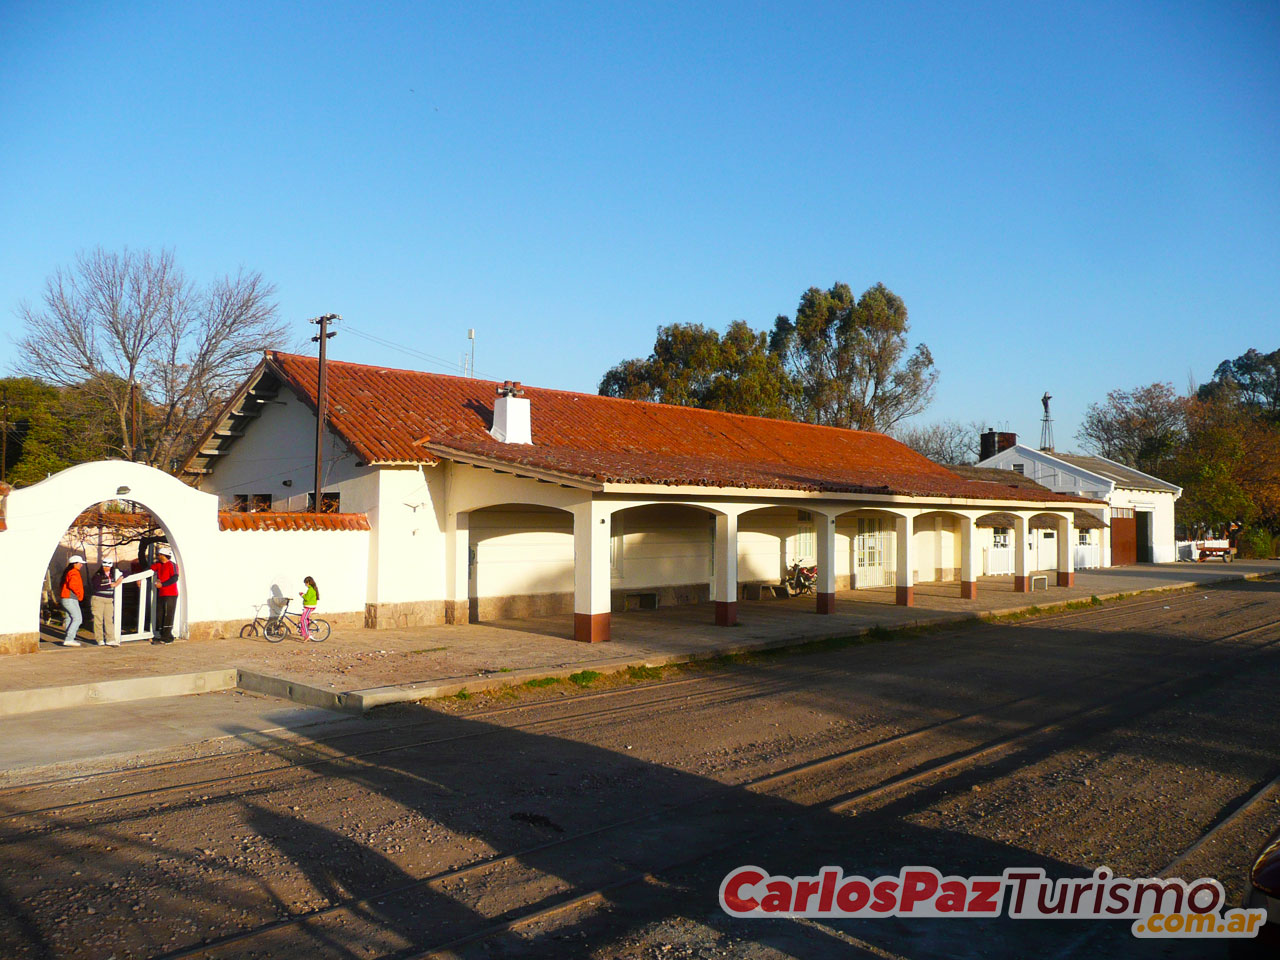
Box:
[1111,508,1137,566]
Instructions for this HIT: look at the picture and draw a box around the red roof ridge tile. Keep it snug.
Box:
[217,511,371,532]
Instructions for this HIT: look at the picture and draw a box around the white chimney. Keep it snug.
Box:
[490,381,531,444]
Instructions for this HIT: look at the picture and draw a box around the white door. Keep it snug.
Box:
[1035,530,1059,571]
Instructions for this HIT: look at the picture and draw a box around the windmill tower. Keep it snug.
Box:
[1039,392,1054,452]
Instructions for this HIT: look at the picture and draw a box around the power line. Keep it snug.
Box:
[342,324,496,380]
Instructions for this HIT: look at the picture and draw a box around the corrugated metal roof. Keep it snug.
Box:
[1049,453,1181,493]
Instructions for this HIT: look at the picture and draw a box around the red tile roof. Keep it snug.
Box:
[263,352,1092,504]
[218,511,371,532]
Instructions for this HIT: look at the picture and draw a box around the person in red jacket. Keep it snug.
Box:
[59,555,87,646]
[150,546,180,644]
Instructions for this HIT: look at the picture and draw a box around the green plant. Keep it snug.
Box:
[451,688,471,701]
[568,670,601,687]
[1237,527,1276,559]
[524,676,559,689]
[625,665,663,681]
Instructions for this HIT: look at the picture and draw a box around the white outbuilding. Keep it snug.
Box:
[974,435,1182,566]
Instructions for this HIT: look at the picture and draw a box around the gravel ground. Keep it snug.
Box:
[1,580,1278,960]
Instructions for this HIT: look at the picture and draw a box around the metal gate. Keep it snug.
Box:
[113,569,155,643]
[1111,508,1137,566]
[852,530,893,588]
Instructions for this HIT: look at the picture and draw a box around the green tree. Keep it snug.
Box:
[1201,347,1280,420]
[599,320,796,419]
[1170,390,1280,532]
[770,282,936,431]
[0,377,120,486]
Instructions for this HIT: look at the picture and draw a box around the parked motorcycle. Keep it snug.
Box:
[785,562,817,596]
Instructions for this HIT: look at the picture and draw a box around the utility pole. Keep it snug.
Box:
[310,314,340,513]
[0,386,9,484]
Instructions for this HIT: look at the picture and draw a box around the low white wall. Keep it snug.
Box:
[212,528,371,628]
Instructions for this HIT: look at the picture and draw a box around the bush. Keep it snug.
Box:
[1237,528,1276,559]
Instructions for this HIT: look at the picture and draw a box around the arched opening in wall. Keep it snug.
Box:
[1027,513,1063,573]
[736,504,819,597]
[466,503,576,623]
[608,503,723,611]
[832,508,905,593]
[913,510,968,585]
[41,500,183,649]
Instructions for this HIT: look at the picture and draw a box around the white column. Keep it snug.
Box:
[959,515,979,600]
[1057,513,1075,587]
[445,510,470,624]
[895,513,914,606]
[714,512,739,626]
[1014,513,1030,591]
[573,500,612,642]
[815,512,837,613]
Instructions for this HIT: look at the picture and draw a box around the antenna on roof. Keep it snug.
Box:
[466,328,476,378]
[1039,392,1054,452]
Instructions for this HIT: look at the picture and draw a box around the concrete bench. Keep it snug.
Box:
[1030,574,1049,592]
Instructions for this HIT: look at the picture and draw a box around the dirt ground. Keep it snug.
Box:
[2,578,1279,959]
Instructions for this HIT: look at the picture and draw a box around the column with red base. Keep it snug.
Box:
[959,514,979,600]
[815,512,837,614]
[895,513,914,606]
[573,500,612,642]
[1013,513,1030,592]
[713,512,738,626]
[1056,512,1076,587]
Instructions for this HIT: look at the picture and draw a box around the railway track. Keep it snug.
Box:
[132,617,1280,959]
[8,609,1280,851]
[1,579,1264,810]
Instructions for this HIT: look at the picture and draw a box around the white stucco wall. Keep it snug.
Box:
[0,461,371,648]
[213,528,371,623]
[203,391,374,512]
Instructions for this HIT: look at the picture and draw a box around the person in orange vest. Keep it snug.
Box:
[59,555,87,646]
[150,546,180,644]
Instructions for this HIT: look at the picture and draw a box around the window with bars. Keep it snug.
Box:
[992,527,1011,547]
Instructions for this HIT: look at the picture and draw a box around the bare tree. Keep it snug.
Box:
[16,248,286,471]
[1075,382,1187,476]
[893,419,983,464]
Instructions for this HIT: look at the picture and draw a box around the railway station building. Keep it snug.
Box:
[173,352,1101,644]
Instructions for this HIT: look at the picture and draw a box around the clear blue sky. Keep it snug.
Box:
[1,1,1276,447]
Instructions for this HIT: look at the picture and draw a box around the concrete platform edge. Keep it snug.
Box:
[3,568,1272,717]
[341,569,1274,711]
[0,669,239,718]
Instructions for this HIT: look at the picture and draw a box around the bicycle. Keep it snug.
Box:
[239,600,330,642]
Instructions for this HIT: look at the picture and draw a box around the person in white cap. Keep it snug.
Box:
[58,555,87,646]
[150,546,180,644]
[90,560,125,646]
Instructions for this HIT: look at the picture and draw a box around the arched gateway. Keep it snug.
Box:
[0,461,220,654]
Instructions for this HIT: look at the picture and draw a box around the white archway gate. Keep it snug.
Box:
[0,461,221,654]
